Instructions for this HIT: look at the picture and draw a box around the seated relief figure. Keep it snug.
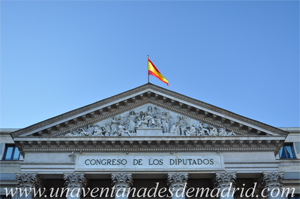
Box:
[93,125,105,136]
[209,126,219,136]
[185,125,197,136]
[196,121,210,136]
[146,106,157,127]
[118,122,131,136]
[137,111,148,128]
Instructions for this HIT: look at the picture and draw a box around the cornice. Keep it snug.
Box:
[14,136,286,142]
[15,137,284,155]
[22,147,278,153]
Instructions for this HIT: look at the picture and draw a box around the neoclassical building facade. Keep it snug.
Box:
[0,83,299,199]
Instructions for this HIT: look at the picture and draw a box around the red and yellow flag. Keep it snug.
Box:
[148,58,169,86]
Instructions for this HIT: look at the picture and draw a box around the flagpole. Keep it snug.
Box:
[147,55,149,83]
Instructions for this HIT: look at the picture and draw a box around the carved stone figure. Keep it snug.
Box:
[219,128,227,136]
[137,111,144,121]
[209,126,219,136]
[137,112,148,127]
[118,123,131,136]
[127,111,137,133]
[154,117,162,127]
[145,112,156,127]
[197,121,210,136]
[93,125,103,136]
[219,128,236,136]
[153,107,160,118]
[111,117,119,134]
[165,120,170,134]
[185,125,196,136]
[86,125,95,135]
[78,128,91,136]
[170,122,180,136]
[147,106,154,117]
[161,112,170,133]
[177,116,187,135]
[113,129,121,136]
[181,125,188,136]
[105,122,111,136]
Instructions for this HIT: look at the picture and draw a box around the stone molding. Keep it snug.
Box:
[16,136,284,152]
[11,83,287,138]
[111,173,133,191]
[21,146,278,153]
[16,173,40,189]
[167,172,188,191]
[63,173,86,189]
[262,171,284,190]
[215,172,237,188]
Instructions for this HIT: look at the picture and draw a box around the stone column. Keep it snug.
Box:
[64,173,86,199]
[15,173,40,199]
[167,172,188,199]
[262,172,287,199]
[111,173,133,199]
[215,172,236,199]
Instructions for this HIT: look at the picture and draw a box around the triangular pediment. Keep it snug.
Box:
[11,83,288,139]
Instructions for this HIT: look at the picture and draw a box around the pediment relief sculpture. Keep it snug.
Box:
[63,105,236,137]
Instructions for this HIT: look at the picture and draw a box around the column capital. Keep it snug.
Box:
[16,173,40,189]
[167,172,188,190]
[215,172,237,188]
[63,173,87,189]
[262,171,284,189]
[111,172,133,189]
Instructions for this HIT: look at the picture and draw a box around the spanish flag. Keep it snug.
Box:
[148,58,169,86]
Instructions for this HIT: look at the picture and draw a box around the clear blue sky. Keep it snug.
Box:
[1,1,299,128]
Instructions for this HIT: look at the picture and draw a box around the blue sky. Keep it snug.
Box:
[1,1,299,128]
